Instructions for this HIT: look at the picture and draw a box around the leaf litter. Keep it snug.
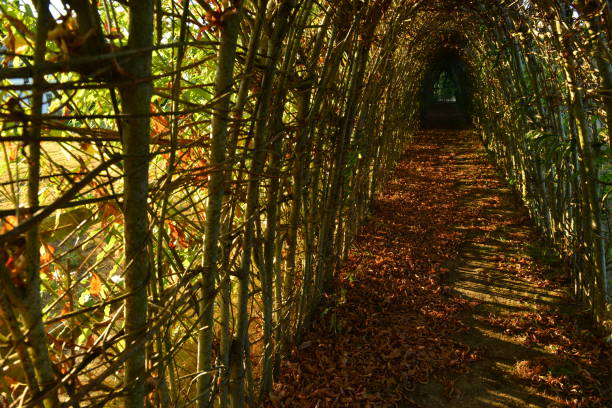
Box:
[270,130,611,408]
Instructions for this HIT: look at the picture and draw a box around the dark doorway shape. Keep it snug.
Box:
[421,49,472,129]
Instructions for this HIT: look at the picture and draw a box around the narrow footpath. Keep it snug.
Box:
[270,130,612,408]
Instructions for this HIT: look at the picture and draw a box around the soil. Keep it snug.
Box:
[271,129,611,408]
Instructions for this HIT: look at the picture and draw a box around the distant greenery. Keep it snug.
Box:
[434,70,458,102]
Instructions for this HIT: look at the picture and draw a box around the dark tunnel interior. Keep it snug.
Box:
[420,49,472,129]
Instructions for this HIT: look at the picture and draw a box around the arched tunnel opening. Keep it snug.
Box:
[421,48,472,129]
[0,1,610,406]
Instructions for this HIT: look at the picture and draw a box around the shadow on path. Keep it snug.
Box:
[271,130,611,408]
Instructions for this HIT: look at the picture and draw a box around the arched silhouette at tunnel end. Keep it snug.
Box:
[420,48,473,129]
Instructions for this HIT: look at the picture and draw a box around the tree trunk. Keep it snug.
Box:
[120,2,154,407]
[196,3,244,407]
[232,2,295,405]
[21,2,60,406]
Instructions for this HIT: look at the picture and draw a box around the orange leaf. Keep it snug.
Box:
[60,302,71,315]
[90,273,102,297]
[0,216,18,234]
[40,243,55,263]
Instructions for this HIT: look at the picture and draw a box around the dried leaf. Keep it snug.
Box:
[90,273,102,297]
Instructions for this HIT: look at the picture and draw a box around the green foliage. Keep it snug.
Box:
[433,70,457,102]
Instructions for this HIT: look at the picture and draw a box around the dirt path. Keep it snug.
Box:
[271,130,611,408]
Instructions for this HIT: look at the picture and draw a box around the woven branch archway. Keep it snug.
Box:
[0,0,609,406]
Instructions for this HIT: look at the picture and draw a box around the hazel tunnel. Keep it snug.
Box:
[0,0,610,406]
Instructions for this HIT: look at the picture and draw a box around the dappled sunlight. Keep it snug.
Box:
[273,129,611,407]
[0,1,609,406]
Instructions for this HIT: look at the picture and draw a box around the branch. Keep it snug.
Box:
[0,155,122,246]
